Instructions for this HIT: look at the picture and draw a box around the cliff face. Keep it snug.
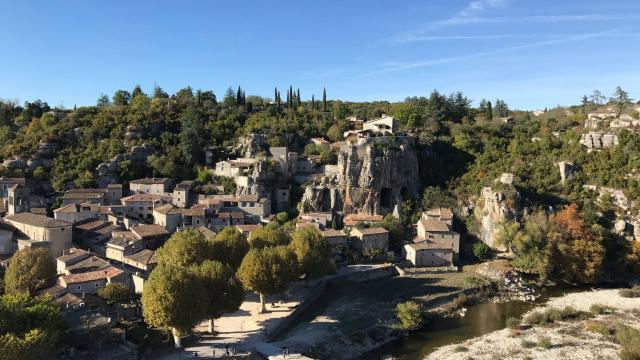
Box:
[474,186,520,250]
[235,160,276,198]
[302,136,420,215]
[233,134,269,158]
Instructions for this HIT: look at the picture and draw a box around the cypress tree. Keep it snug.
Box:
[322,88,327,112]
[274,87,278,104]
[485,101,493,120]
[311,94,315,110]
[296,89,301,107]
[236,86,242,105]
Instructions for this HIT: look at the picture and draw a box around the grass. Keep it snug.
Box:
[524,306,591,326]
[506,317,520,329]
[453,345,468,352]
[584,320,614,336]
[615,323,640,360]
[537,336,552,349]
[521,339,536,348]
[619,286,640,298]
[590,303,616,315]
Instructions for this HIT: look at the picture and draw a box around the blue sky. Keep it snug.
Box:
[1,0,639,109]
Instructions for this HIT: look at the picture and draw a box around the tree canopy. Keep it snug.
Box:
[4,249,55,295]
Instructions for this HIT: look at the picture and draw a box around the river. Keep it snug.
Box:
[362,286,574,360]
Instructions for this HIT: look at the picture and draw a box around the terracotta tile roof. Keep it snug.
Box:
[196,226,216,239]
[121,194,170,203]
[236,224,261,232]
[406,242,454,251]
[153,203,182,215]
[55,292,86,307]
[57,248,89,263]
[418,219,450,232]
[423,207,453,220]
[321,229,346,237]
[354,227,389,236]
[130,177,169,185]
[124,249,156,265]
[131,224,168,238]
[218,211,244,219]
[65,255,111,273]
[182,208,206,216]
[74,219,109,231]
[343,214,383,226]
[61,266,124,285]
[4,213,71,228]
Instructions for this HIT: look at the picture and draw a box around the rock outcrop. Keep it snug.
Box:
[580,131,618,149]
[233,134,269,159]
[95,144,155,187]
[474,186,520,250]
[302,136,419,216]
[235,160,277,199]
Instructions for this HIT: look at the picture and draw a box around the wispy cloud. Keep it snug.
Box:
[368,29,630,76]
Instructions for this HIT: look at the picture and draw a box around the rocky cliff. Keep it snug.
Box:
[302,136,420,216]
[233,133,269,158]
[474,186,520,250]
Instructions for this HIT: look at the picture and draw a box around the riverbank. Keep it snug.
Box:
[272,263,498,359]
[425,288,640,360]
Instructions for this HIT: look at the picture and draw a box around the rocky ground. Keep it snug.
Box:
[426,289,640,360]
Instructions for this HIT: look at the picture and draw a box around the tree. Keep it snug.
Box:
[236,86,243,105]
[237,247,293,313]
[421,186,456,211]
[131,84,145,99]
[472,241,490,261]
[223,87,236,107]
[612,86,632,116]
[494,99,509,117]
[96,94,110,107]
[210,227,250,269]
[112,90,131,106]
[484,100,493,120]
[0,293,66,359]
[5,249,55,295]
[375,214,406,249]
[248,224,290,248]
[156,228,213,268]
[178,106,203,168]
[296,89,301,108]
[97,283,131,304]
[190,260,244,333]
[396,300,423,331]
[153,85,169,99]
[289,226,332,283]
[311,94,315,110]
[141,265,207,348]
[322,87,327,112]
[590,89,606,106]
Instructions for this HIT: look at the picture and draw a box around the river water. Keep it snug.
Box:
[362,286,573,360]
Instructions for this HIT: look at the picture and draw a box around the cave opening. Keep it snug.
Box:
[380,187,392,210]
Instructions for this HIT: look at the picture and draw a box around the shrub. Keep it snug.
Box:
[524,311,548,326]
[506,317,520,329]
[615,324,640,359]
[472,241,490,261]
[619,288,640,298]
[453,345,468,352]
[521,339,536,348]
[396,301,424,331]
[590,303,615,315]
[584,320,614,336]
[537,336,552,349]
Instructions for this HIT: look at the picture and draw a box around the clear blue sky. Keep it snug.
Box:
[1,0,639,109]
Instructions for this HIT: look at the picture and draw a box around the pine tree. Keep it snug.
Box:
[322,88,327,112]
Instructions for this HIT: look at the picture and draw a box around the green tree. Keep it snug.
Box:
[223,87,236,107]
[289,226,332,283]
[156,228,213,268]
[248,224,290,248]
[484,100,493,120]
[96,94,110,107]
[112,90,131,106]
[0,293,66,360]
[97,283,131,305]
[612,86,632,116]
[178,106,203,168]
[190,260,244,333]
[141,265,207,348]
[322,87,327,112]
[375,214,406,249]
[237,247,293,313]
[396,300,424,331]
[5,249,55,295]
[472,241,490,261]
[210,227,250,269]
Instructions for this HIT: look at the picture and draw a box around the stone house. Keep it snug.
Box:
[56,248,91,274]
[362,115,399,135]
[73,219,121,255]
[343,214,383,227]
[0,222,16,258]
[299,212,333,229]
[153,203,183,232]
[105,237,145,263]
[59,266,126,294]
[120,193,171,221]
[350,227,389,253]
[321,228,348,256]
[214,158,257,178]
[4,213,72,257]
[421,208,453,226]
[172,180,194,208]
[129,177,171,195]
[416,219,460,263]
[403,242,454,267]
[62,184,122,206]
[54,202,100,223]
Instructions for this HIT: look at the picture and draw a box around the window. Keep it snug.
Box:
[77,285,81,290]
[95,283,99,288]
[139,207,143,211]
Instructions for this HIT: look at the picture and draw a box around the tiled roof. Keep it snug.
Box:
[124,249,156,265]
[423,207,453,220]
[236,224,261,232]
[4,213,71,228]
[57,248,89,263]
[354,227,389,236]
[407,241,453,251]
[121,194,170,202]
[61,266,124,285]
[343,214,383,226]
[65,256,111,273]
[131,224,168,238]
[130,177,169,185]
[74,220,109,232]
[153,203,182,215]
[196,226,216,239]
[218,211,244,219]
[321,229,346,237]
[418,219,450,232]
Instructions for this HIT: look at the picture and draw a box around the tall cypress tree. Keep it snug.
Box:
[485,101,493,120]
[322,88,327,112]
[274,87,278,105]
[236,86,242,105]
[296,89,301,107]
[276,90,281,108]
[311,94,315,110]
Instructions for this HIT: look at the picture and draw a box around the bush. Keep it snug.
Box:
[537,336,552,349]
[521,339,536,348]
[506,317,520,329]
[615,324,640,359]
[590,303,615,315]
[453,345,468,352]
[472,241,490,261]
[97,283,132,304]
[524,306,588,326]
[584,320,614,336]
[619,288,640,298]
[524,311,547,326]
[396,301,424,331]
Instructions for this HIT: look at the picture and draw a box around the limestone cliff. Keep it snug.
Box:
[474,186,520,250]
[302,136,419,216]
[233,134,269,158]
